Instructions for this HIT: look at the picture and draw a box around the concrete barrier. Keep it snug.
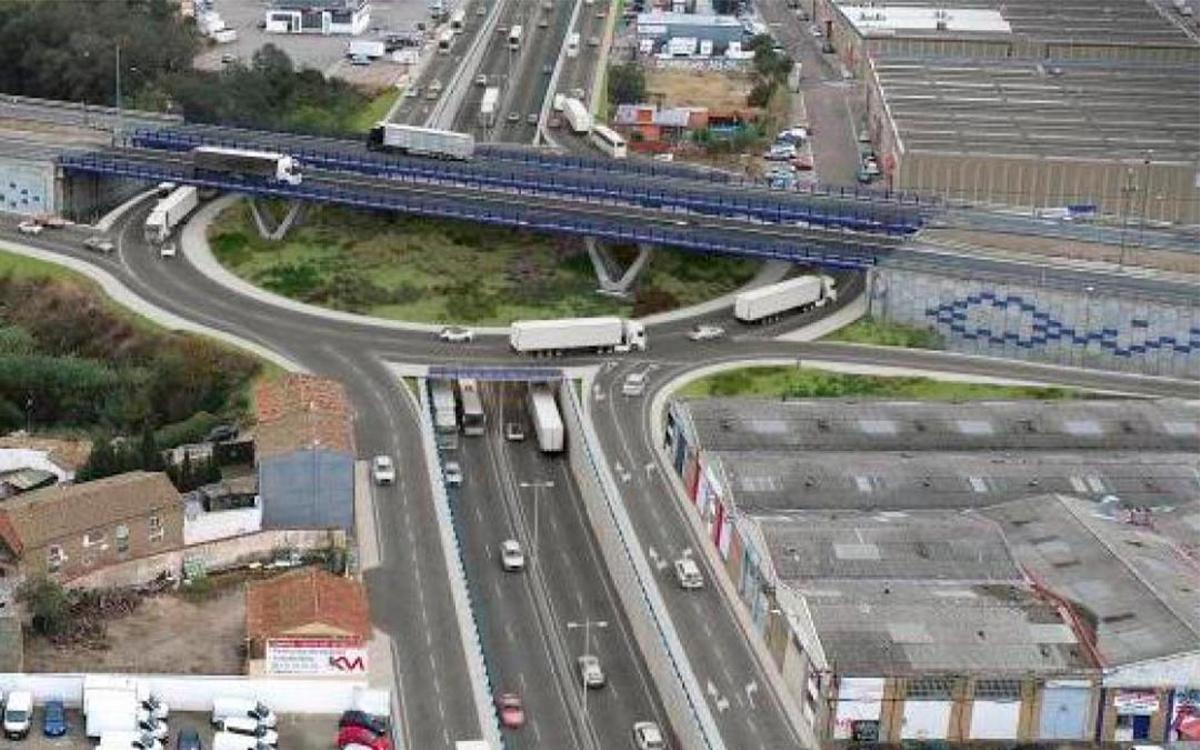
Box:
[557,381,724,750]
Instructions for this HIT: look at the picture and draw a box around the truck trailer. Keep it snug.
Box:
[144,185,199,245]
[367,122,475,160]
[509,316,646,355]
[561,97,591,134]
[527,384,564,453]
[85,690,139,738]
[479,87,500,128]
[347,40,386,58]
[192,146,302,186]
[734,275,836,323]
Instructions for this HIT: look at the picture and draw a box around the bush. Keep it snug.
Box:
[19,576,70,637]
[607,63,646,106]
[155,411,223,449]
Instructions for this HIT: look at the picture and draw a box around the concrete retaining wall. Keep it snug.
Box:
[873,266,1200,379]
[68,529,344,590]
[558,381,724,750]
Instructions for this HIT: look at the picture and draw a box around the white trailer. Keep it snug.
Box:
[479,87,500,128]
[431,379,459,450]
[145,185,199,244]
[562,97,591,134]
[213,28,238,44]
[193,146,302,186]
[510,316,647,355]
[527,384,564,453]
[368,122,474,160]
[347,40,386,58]
[85,691,139,738]
[734,275,836,323]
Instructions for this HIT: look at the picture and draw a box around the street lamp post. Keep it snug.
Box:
[518,480,554,563]
[1082,285,1095,367]
[566,618,609,716]
[1137,150,1153,248]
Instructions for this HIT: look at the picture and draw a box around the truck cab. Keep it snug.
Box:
[618,320,648,352]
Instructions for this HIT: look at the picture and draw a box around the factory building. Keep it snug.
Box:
[660,397,1200,744]
[636,12,746,48]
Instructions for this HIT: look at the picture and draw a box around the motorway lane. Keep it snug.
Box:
[486,382,671,749]
[390,0,495,126]
[452,0,528,136]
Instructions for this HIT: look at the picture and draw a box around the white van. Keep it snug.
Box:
[212,697,277,729]
[216,716,279,745]
[100,731,164,750]
[3,690,32,739]
[212,732,272,750]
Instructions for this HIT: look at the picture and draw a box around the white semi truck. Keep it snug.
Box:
[509,316,647,355]
[561,97,592,134]
[367,122,475,160]
[527,384,564,453]
[192,146,302,186]
[144,185,199,245]
[479,87,500,128]
[347,40,386,58]
[734,275,837,323]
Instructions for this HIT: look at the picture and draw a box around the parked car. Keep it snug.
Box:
[337,725,391,750]
[674,557,704,589]
[176,727,203,750]
[42,700,67,738]
[338,711,388,737]
[3,691,31,739]
[136,713,169,741]
[687,324,725,342]
[633,721,666,749]
[500,539,525,571]
[83,236,115,254]
[495,693,525,729]
[443,460,463,486]
[373,455,396,486]
[577,654,606,688]
[206,424,238,443]
[17,220,42,235]
[439,326,474,343]
[141,695,170,721]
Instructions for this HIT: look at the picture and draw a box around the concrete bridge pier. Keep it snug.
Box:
[585,237,654,295]
[247,198,306,241]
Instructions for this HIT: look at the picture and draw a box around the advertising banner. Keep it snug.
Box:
[266,637,368,675]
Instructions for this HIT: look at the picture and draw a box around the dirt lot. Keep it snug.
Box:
[645,69,753,110]
[25,587,246,675]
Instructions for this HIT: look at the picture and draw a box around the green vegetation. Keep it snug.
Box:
[607,62,646,107]
[18,576,70,637]
[826,316,945,349]
[679,367,1088,400]
[349,87,402,133]
[0,1,373,137]
[0,262,261,480]
[209,202,758,325]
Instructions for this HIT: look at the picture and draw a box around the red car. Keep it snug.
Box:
[496,692,526,729]
[338,724,392,750]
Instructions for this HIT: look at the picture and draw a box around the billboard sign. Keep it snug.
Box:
[266,637,368,675]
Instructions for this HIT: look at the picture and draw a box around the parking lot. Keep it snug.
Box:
[198,0,429,77]
[16,710,332,750]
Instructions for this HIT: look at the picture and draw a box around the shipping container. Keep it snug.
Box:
[734,275,836,323]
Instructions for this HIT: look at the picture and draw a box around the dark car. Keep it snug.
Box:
[41,700,67,738]
[339,710,388,736]
[177,727,202,750]
[206,424,238,443]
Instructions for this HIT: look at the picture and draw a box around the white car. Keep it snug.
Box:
[500,539,525,571]
[373,455,396,485]
[577,655,605,689]
[159,241,177,258]
[633,721,666,749]
[622,372,647,397]
[674,558,703,589]
[687,324,725,342]
[504,422,526,441]
[439,326,474,343]
[83,236,115,254]
[16,220,42,235]
[444,460,463,486]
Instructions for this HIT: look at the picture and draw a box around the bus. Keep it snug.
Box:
[431,379,459,450]
[450,8,466,32]
[458,378,486,436]
[590,124,627,159]
[437,27,454,53]
[508,24,523,51]
[566,31,580,58]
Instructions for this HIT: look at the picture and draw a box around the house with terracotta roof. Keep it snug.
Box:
[254,374,356,532]
[246,567,371,677]
[0,471,183,581]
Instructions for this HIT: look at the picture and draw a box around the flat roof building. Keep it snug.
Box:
[264,0,370,36]
[636,12,746,46]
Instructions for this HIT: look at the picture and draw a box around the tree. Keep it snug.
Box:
[18,576,70,637]
[607,63,646,106]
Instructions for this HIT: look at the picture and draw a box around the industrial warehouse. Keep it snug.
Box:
[662,397,1200,744]
[803,0,1200,220]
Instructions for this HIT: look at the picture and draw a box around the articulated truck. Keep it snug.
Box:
[510,316,646,355]
[192,146,302,185]
[479,87,500,128]
[734,275,837,323]
[368,122,475,160]
[527,384,564,453]
[144,185,198,245]
[561,97,591,134]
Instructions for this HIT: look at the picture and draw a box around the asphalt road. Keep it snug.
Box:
[390,0,495,126]
[3,209,1195,750]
